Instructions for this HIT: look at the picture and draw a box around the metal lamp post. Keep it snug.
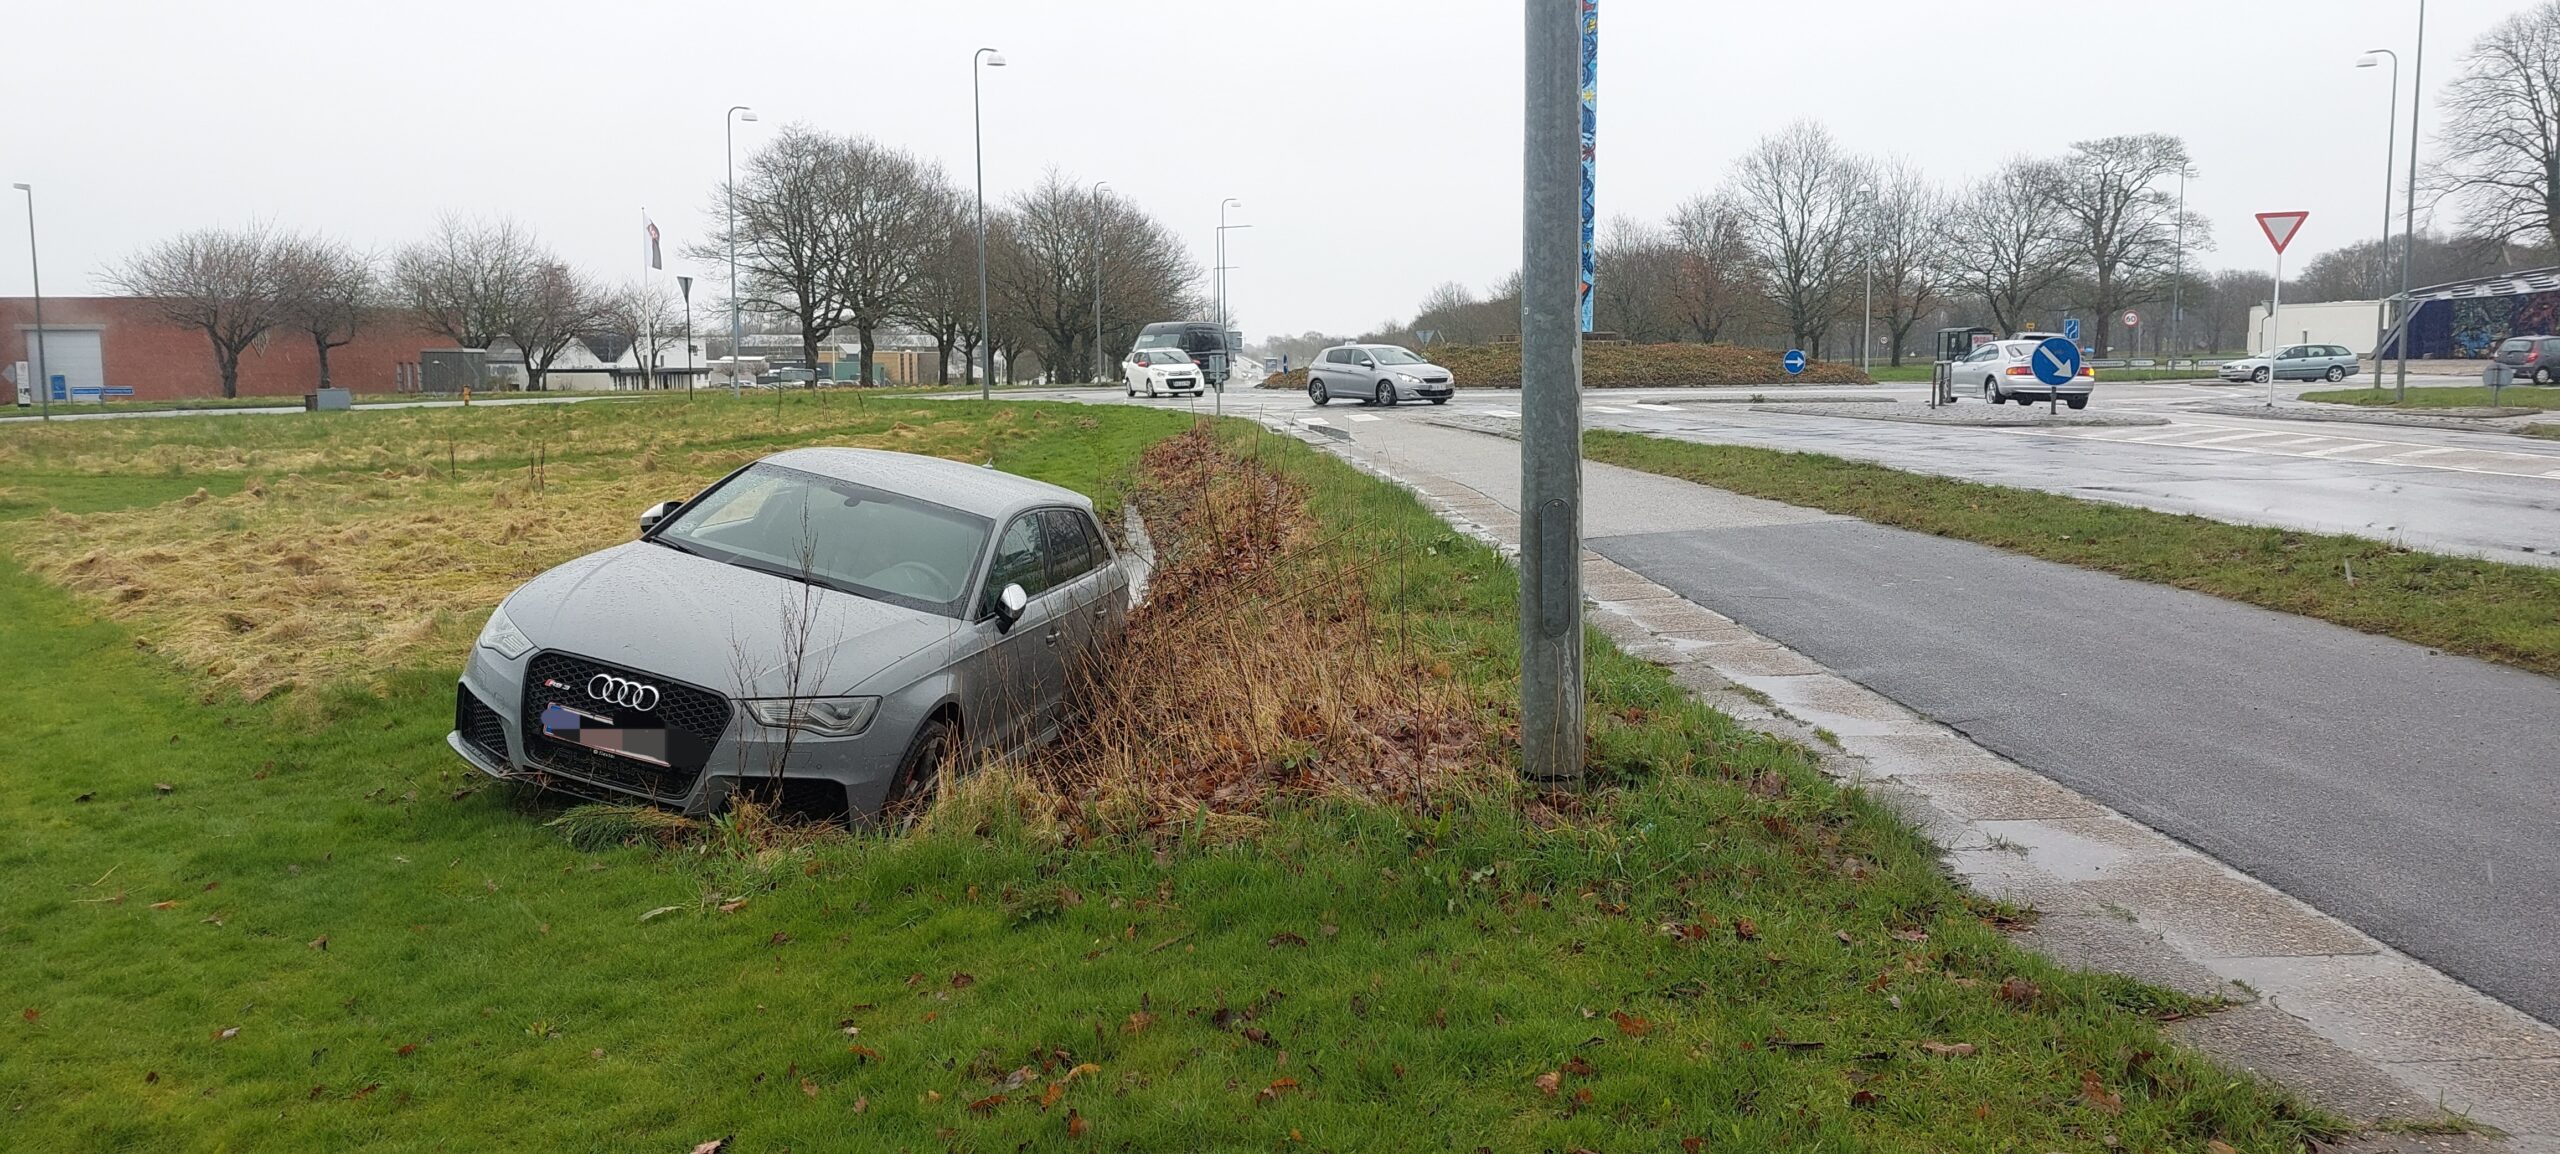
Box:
[1521,0,1584,787]
[2170,166,2189,364]
[1216,198,1248,417]
[1092,181,1109,387]
[1855,184,1876,374]
[677,275,695,395]
[2360,50,2400,389]
[12,183,44,422]
[725,105,757,397]
[2398,0,2427,402]
[973,47,1007,399]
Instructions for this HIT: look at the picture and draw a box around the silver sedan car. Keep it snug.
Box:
[449,448,1128,819]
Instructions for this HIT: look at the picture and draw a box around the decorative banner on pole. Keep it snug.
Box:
[1578,0,1597,333]
[644,213,664,270]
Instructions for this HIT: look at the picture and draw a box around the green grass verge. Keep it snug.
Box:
[0,405,2333,1150]
[1585,430,2560,679]
[2298,384,2560,411]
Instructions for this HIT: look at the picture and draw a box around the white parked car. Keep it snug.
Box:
[1122,348,1205,398]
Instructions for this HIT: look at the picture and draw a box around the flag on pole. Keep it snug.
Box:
[644,214,663,270]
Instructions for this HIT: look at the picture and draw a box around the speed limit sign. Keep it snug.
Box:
[2123,310,2141,328]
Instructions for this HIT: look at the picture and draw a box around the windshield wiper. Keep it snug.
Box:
[722,553,871,600]
[653,536,707,557]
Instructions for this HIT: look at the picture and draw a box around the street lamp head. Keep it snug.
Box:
[983,50,1007,67]
[2356,54,2380,68]
[9,183,26,192]
[1223,197,1243,210]
[738,109,759,121]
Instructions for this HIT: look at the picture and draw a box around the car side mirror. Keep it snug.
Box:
[1360,358,1376,368]
[994,583,1029,630]
[638,500,682,536]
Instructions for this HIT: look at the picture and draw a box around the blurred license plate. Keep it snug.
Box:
[540,703,671,766]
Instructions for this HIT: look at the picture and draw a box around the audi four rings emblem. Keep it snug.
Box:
[586,674,660,711]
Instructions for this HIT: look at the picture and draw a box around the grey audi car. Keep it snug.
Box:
[449,447,1128,819]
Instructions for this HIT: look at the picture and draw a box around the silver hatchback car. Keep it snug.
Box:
[1306,344,1455,406]
[449,448,1128,819]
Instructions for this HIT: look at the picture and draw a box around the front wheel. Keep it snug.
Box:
[1376,382,1397,406]
[1309,378,1330,406]
[2251,367,2270,384]
[2325,366,2348,382]
[881,716,956,823]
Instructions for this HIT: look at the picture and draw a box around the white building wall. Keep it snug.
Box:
[2246,299,2393,354]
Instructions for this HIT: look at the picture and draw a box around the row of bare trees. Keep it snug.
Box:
[111,216,686,397]
[694,125,1200,386]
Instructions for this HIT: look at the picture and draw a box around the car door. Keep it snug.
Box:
[970,512,1064,754]
[1038,509,1109,720]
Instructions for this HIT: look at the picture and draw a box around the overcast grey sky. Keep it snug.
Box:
[0,1,2520,339]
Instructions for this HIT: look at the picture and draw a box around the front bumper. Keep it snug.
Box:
[2218,366,2264,381]
[448,646,907,817]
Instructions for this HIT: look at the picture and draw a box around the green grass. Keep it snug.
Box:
[0,404,2339,1150]
[2298,384,2560,411]
[2526,423,2560,440]
[1586,430,2560,679]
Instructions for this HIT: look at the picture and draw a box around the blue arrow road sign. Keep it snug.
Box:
[2062,317,2081,342]
[1782,349,1808,376]
[2031,337,2082,386]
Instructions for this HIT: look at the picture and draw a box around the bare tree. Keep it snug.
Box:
[1943,158,2075,336]
[2052,134,2198,356]
[1726,121,1870,357]
[990,171,1203,382]
[2437,2,2560,249]
[2199,269,2275,354]
[898,192,981,386]
[109,224,293,399]
[275,237,377,390]
[1666,195,1761,344]
[826,138,952,385]
[1592,217,1681,342]
[691,124,858,380]
[504,262,612,391]
[1864,161,1948,366]
[393,216,542,350]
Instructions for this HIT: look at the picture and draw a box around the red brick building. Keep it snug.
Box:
[3,296,452,402]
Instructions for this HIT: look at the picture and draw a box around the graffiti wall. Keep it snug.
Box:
[2386,291,2560,359]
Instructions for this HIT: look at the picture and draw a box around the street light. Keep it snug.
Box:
[2358,51,2400,389]
[12,183,45,422]
[1092,181,1110,388]
[1216,198,1249,417]
[2170,166,2190,364]
[725,105,757,398]
[1854,184,1875,375]
[973,47,1007,400]
[2397,1,2429,402]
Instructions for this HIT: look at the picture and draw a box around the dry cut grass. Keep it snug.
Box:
[1018,426,1499,833]
[0,401,1047,700]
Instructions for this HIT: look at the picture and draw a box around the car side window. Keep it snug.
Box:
[982,513,1050,617]
[1041,509,1096,586]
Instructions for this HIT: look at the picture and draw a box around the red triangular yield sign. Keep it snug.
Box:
[2257,211,2309,254]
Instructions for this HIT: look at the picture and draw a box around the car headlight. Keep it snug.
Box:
[476,604,536,661]
[1396,372,1422,384]
[744,697,880,738]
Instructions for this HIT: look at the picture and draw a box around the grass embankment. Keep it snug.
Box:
[0,400,2333,1150]
[2299,384,2560,411]
[1586,430,2560,678]
[1263,342,1872,392]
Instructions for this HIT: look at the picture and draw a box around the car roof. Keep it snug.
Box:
[756,447,1091,519]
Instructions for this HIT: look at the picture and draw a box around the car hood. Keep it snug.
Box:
[2224,356,2271,368]
[503,541,963,698]
[1386,363,1452,378]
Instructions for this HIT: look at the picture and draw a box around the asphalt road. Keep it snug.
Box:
[1591,518,2560,1025]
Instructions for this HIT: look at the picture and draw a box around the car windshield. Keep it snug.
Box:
[1367,346,1428,365]
[1134,333,1182,350]
[652,463,994,617]
[1143,350,1193,365]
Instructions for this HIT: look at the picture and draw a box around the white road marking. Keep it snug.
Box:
[1632,402,1681,411]
[2300,441,2391,458]
[2392,447,2465,458]
[1484,408,1522,419]
[1589,406,1633,414]
[2182,430,2291,446]
[2005,423,2560,483]
[1297,417,1331,427]
[1347,414,1383,423]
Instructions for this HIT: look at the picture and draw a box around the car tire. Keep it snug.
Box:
[1309,378,1330,406]
[1982,378,2001,405]
[2538,367,2555,385]
[1430,397,1448,405]
[2325,366,2348,382]
[2251,367,2270,384]
[2065,395,2088,410]
[1376,382,1397,407]
[881,715,955,822]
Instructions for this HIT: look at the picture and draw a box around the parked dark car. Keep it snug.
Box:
[2494,335,2560,383]
[1131,322,1241,388]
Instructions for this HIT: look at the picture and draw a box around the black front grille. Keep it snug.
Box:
[455,684,510,764]
[518,652,732,802]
